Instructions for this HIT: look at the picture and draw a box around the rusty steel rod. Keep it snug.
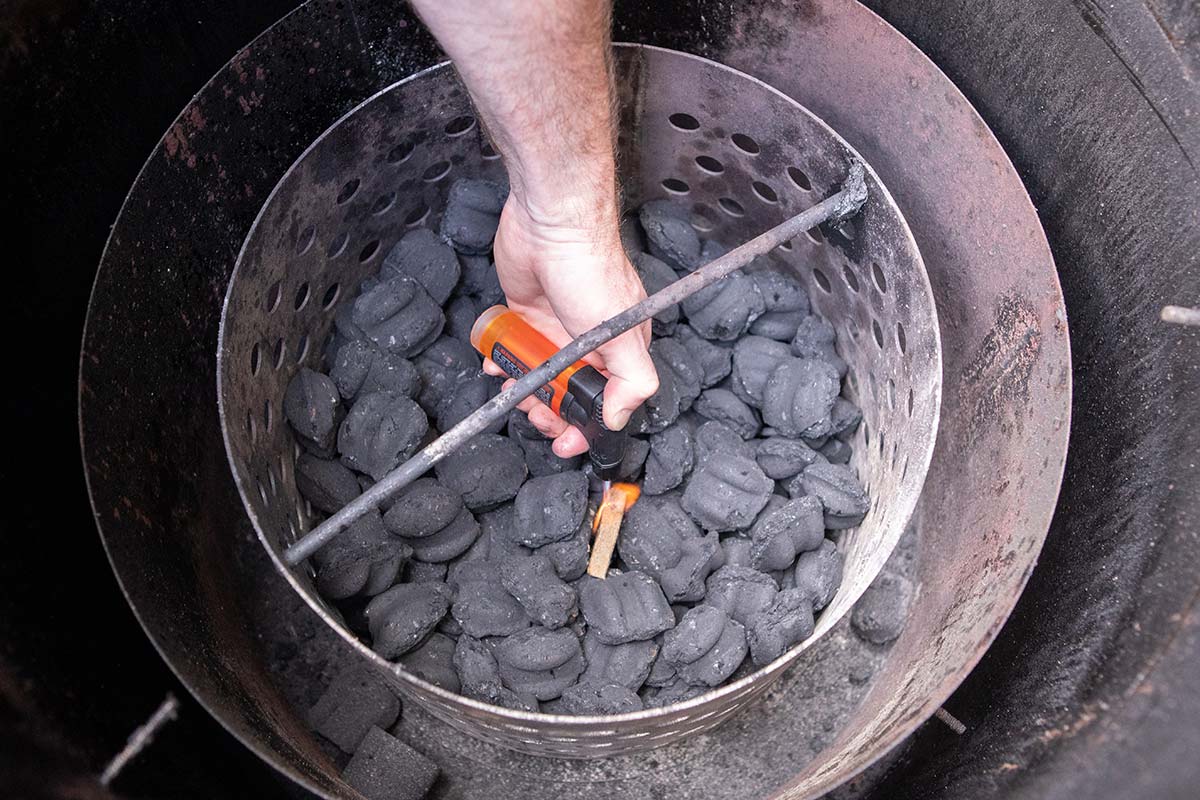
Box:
[282,163,868,566]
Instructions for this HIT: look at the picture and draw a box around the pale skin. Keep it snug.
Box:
[410,0,659,458]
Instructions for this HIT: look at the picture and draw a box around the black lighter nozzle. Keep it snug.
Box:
[562,365,628,482]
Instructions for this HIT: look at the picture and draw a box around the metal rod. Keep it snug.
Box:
[934,706,966,735]
[1161,304,1200,327]
[99,693,180,786]
[283,163,868,566]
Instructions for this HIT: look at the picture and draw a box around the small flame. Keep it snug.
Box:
[592,482,640,533]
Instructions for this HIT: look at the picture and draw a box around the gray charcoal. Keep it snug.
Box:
[494,627,585,701]
[790,314,848,377]
[284,368,343,453]
[338,392,429,481]
[618,495,723,602]
[535,518,590,581]
[405,560,448,583]
[578,571,675,644]
[794,461,870,529]
[465,504,531,565]
[681,270,766,342]
[705,565,779,626]
[330,340,420,402]
[651,337,703,411]
[580,632,658,690]
[681,455,773,532]
[405,506,479,563]
[382,227,462,305]
[558,682,643,715]
[296,453,360,514]
[351,274,444,358]
[435,434,527,510]
[507,410,582,476]
[452,635,538,711]
[438,373,505,433]
[513,471,589,547]
[694,388,761,439]
[501,554,578,629]
[755,437,822,480]
[675,324,732,387]
[632,252,681,335]
[643,425,695,495]
[444,294,477,343]
[383,478,463,538]
[636,347,684,434]
[752,270,810,314]
[644,642,677,687]
[641,677,707,708]
[450,560,530,637]
[398,632,461,692]
[616,436,651,481]
[749,309,806,342]
[830,397,863,441]
[440,178,508,255]
[761,358,841,439]
[639,199,701,272]
[746,588,816,666]
[342,726,438,800]
[692,420,757,468]
[413,336,481,416]
[721,536,753,568]
[730,336,793,408]
[458,254,503,302]
[819,438,853,464]
[792,539,844,612]
[749,496,826,571]
[314,511,409,600]
[365,582,452,658]
[334,300,367,344]
[663,605,748,687]
[308,668,401,754]
[851,572,913,644]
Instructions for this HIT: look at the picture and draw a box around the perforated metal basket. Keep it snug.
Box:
[217,43,941,758]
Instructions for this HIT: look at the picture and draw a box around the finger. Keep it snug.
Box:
[552,426,590,458]
[597,327,659,430]
[528,403,570,438]
[482,357,507,378]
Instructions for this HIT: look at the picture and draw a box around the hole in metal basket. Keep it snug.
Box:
[257,478,268,504]
[842,264,860,293]
[481,141,500,160]
[731,132,760,154]
[359,240,381,262]
[265,282,282,313]
[788,166,812,191]
[690,204,717,232]
[695,155,724,173]
[386,140,415,164]
[897,322,907,353]
[246,410,256,442]
[662,177,690,194]
[872,318,885,349]
[908,387,915,416]
[872,261,888,293]
[812,268,832,293]
[778,239,793,252]
[718,197,745,217]
[752,181,778,203]
[272,338,286,369]
[371,192,396,215]
[321,283,340,310]
[295,225,315,255]
[326,231,349,259]
[249,343,261,376]
[668,112,700,131]
[422,160,451,182]
[263,400,273,433]
[444,115,476,136]
[863,421,871,447]
[887,378,896,410]
[807,226,825,244]
[336,178,360,204]
[294,282,310,311]
[404,203,430,227]
[296,333,310,363]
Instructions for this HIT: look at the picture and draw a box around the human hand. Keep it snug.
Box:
[484,196,659,458]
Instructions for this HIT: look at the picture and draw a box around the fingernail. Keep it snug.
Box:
[608,407,632,430]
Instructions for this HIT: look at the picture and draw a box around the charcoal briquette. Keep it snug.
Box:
[746,587,816,666]
[704,565,780,626]
[383,477,463,538]
[635,349,684,434]
[632,251,681,335]
[308,668,401,754]
[284,367,343,453]
[314,511,410,600]
[644,641,677,688]
[507,410,582,476]
[365,581,453,658]
[692,420,757,468]
[558,682,643,715]
[439,178,508,255]
[578,571,675,644]
[618,495,722,602]
[639,199,701,272]
[749,309,807,342]
[830,397,863,441]
[397,632,461,692]
[296,453,360,514]
[534,517,590,581]
[512,471,589,547]
[754,437,822,480]
[819,437,852,464]
[382,227,462,305]
[404,506,480,563]
[662,605,748,687]
[405,560,449,584]
[641,677,707,708]
[338,391,429,481]
[751,270,810,314]
[680,270,765,342]
[674,324,732,388]
[500,553,578,629]
[730,335,793,408]
[693,388,761,439]
[437,373,505,434]
[580,631,658,691]
[850,572,913,644]
[351,274,444,358]
[450,560,531,637]
[452,635,538,711]
[434,434,527,510]
[329,340,420,403]
[444,294,477,343]
[792,539,844,612]
[794,461,870,529]
[681,455,773,532]
[616,435,650,481]
[494,626,586,701]
[749,496,826,571]
[761,358,841,439]
[790,314,848,377]
[651,337,703,411]
[458,253,501,298]
[413,336,482,416]
[342,726,438,800]
[643,424,695,496]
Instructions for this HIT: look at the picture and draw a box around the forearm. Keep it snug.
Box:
[410,0,619,232]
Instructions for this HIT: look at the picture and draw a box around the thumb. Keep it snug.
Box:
[598,326,658,430]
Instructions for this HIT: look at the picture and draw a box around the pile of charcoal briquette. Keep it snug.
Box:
[283,177,870,715]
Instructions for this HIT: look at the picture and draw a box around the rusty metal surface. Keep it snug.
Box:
[219,44,940,757]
